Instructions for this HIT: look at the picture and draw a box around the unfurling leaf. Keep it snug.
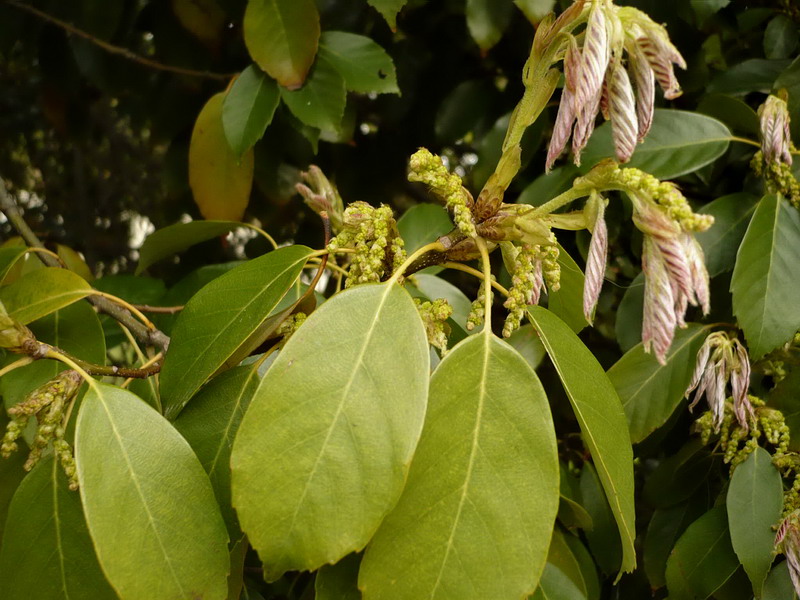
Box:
[189,92,254,221]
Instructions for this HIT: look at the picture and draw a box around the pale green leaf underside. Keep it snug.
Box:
[731,194,800,359]
[526,306,636,576]
[359,331,559,600]
[231,282,430,580]
[159,245,313,418]
[76,383,229,600]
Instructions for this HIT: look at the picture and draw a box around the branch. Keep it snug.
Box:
[4,0,235,82]
[0,178,171,350]
[23,339,162,379]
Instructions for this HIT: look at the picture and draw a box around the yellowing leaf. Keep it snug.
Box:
[189,93,254,221]
[171,0,225,50]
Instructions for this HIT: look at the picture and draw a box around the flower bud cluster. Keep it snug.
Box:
[0,301,36,353]
[414,298,453,355]
[2,370,83,490]
[327,201,406,287]
[750,150,800,209]
[503,244,544,338]
[277,313,307,341]
[467,279,495,332]
[686,331,753,432]
[408,148,477,237]
[547,0,687,169]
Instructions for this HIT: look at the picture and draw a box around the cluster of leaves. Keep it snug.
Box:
[1,1,800,600]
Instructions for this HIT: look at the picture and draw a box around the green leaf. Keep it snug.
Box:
[615,273,643,352]
[159,245,312,418]
[506,323,546,370]
[466,0,513,52]
[136,220,245,274]
[315,553,361,600]
[1,302,105,411]
[223,65,280,157]
[0,246,27,283]
[231,282,429,580]
[173,364,262,535]
[0,267,92,324]
[581,110,731,180]
[763,562,799,600]
[644,499,708,589]
[547,245,588,333]
[396,204,453,254]
[0,457,116,600]
[609,324,708,444]
[189,93,254,221]
[644,440,715,509]
[776,57,800,140]
[709,59,792,94]
[517,165,580,207]
[243,0,320,89]
[75,383,229,600]
[768,367,800,452]
[546,528,591,599]
[0,412,26,543]
[513,0,556,24]
[366,0,407,30]
[765,15,799,60]
[731,195,800,359]
[561,531,601,600]
[726,447,784,596]
[411,273,472,334]
[319,32,399,95]
[691,0,730,25]
[359,330,559,599]
[280,57,346,132]
[697,193,758,277]
[580,463,621,576]
[697,94,760,136]
[665,506,739,599]
[434,80,496,143]
[530,564,586,600]
[526,306,636,576]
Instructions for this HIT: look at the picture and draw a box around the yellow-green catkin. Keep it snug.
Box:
[751,150,800,209]
[415,298,453,355]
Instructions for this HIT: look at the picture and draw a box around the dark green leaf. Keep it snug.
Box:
[0,246,27,283]
[546,528,590,599]
[581,110,731,180]
[763,561,799,600]
[231,282,429,580]
[776,58,800,140]
[466,0,513,52]
[614,273,643,352]
[136,220,243,274]
[526,306,636,576]
[76,383,229,600]
[173,364,262,535]
[697,193,758,277]
[643,440,715,508]
[223,65,280,157]
[609,324,708,443]
[280,57,346,132]
[696,94,760,136]
[768,367,800,452]
[319,32,399,95]
[691,0,730,25]
[0,412,27,544]
[731,195,800,359]
[517,165,580,207]
[315,553,361,600]
[396,204,453,254]
[547,245,588,333]
[765,15,799,60]
[562,532,601,600]
[434,79,496,143]
[159,245,312,418]
[359,330,559,599]
[727,447,783,596]
[0,268,92,324]
[530,564,586,600]
[243,0,320,89]
[665,506,739,599]
[366,0,407,30]
[0,457,116,600]
[580,463,621,576]
[708,59,792,94]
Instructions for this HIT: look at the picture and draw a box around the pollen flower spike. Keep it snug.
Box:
[546,0,687,170]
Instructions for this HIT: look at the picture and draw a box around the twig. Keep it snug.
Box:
[38,341,162,379]
[0,178,170,350]
[4,0,234,82]
[132,304,184,314]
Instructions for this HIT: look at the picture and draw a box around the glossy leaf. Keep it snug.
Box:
[0,457,116,600]
[609,324,708,444]
[644,499,707,589]
[359,330,559,599]
[189,92,254,221]
[466,0,513,52]
[696,94,760,136]
[727,447,783,596]
[231,282,429,580]
[517,165,580,207]
[173,364,262,534]
[697,193,758,277]
[581,110,731,180]
[366,0,407,30]
[137,220,244,274]
[547,245,588,333]
[319,32,399,95]
[243,0,319,89]
[691,0,729,24]
[281,57,346,132]
[75,383,229,600]
[396,204,453,254]
[731,194,800,359]
[223,65,280,157]
[526,306,636,576]
[315,553,361,600]
[665,506,739,599]
[159,245,312,417]
[0,267,92,324]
